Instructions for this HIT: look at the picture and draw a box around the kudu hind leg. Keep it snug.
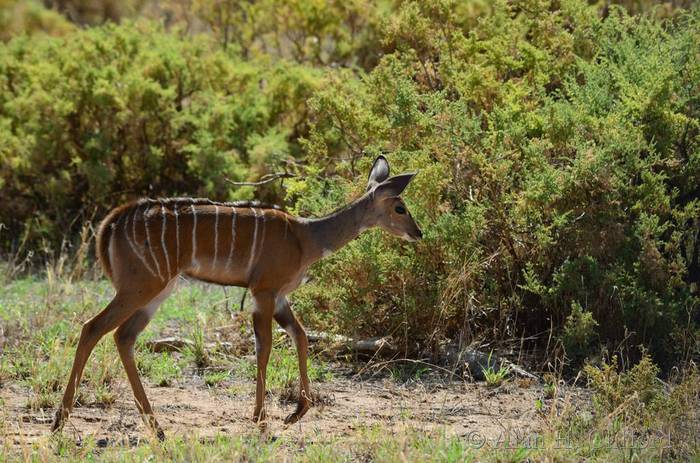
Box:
[113,280,175,440]
[113,311,161,439]
[52,287,164,433]
[273,298,311,424]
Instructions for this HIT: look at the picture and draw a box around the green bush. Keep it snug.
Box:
[562,301,599,364]
[0,0,73,41]
[292,3,700,368]
[1,0,699,370]
[573,355,700,459]
[0,20,322,252]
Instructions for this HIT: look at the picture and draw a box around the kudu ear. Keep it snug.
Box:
[374,172,417,198]
[367,155,390,190]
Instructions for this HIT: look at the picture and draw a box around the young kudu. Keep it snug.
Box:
[52,156,422,439]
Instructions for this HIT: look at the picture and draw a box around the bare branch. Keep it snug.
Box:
[224,172,296,187]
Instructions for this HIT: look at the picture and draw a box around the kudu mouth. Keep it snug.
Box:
[403,228,423,242]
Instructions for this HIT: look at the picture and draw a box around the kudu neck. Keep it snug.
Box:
[306,193,375,261]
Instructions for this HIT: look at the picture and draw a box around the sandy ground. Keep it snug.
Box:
[1,371,549,449]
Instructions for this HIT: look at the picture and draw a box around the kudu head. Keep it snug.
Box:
[365,156,423,242]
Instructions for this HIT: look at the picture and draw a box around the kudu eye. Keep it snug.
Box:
[394,205,406,215]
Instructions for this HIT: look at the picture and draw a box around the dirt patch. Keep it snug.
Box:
[1,372,551,448]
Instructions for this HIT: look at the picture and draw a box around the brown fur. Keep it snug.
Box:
[95,201,137,281]
[96,198,288,286]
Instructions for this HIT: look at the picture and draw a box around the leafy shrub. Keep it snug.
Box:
[561,301,599,365]
[0,21,321,253]
[1,1,699,370]
[0,0,73,41]
[584,355,663,420]
[291,3,700,368]
[582,355,700,458]
[292,2,700,368]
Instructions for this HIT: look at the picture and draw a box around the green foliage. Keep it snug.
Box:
[203,370,229,387]
[137,352,183,387]
[585,354,662,419]
[581,355,700,459]
[183,315,211,369]
[561,301,599,365]
[0,0,74,41]
[480,351,511,388]
[1,0,699,370]
[0,21,322,251]
[292,3,700,368]
[482,364,510,389]
[233,334,333,392]
[193,0,385,68]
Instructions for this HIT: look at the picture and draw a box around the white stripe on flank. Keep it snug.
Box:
[123,208,137,252]
[191,203,198,268]
[246,208,260,276]
[258,210,267,259]
[213,205,220,269]
[144,206,164,281]
[226,207,237,271]
[124,206,157,277]
[247,207,265,277]
[160,202,172,278]
[255,210,267,268]
[174,204,180,270]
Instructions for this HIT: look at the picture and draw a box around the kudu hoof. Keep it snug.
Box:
[253,408,267,424]
[283,403,310,425]
[143,414,166,442]
[51,407,68,433]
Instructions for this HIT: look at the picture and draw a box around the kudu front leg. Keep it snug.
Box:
[251,291,274,424]
[274,297,311,424]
